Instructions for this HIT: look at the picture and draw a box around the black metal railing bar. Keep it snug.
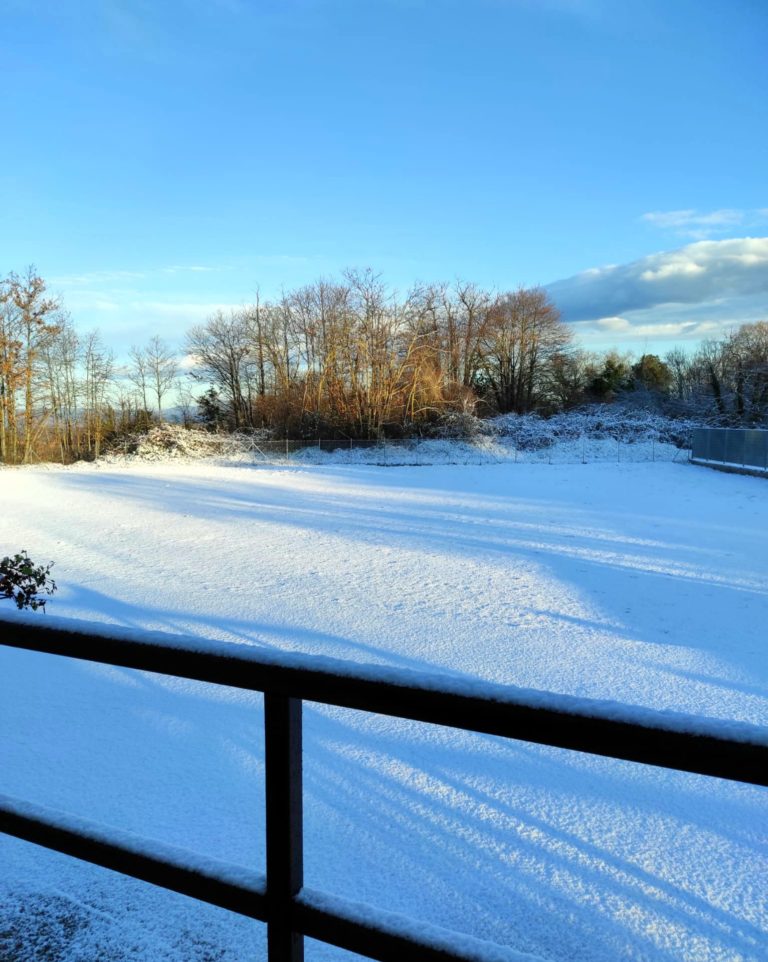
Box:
[1,615,766,962]
[0,793,268,919]
[3,617,766,784]
[0,792,533,962]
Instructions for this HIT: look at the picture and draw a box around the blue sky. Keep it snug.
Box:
[2,0,766,355]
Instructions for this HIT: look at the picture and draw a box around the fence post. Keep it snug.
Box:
[265,694,304,962]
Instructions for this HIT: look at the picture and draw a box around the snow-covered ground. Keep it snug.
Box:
[1,457,766,961]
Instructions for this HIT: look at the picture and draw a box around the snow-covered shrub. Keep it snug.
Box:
[490,406,701,450]
[291,436,509,466]
[424,411,492,439]
[0,551,56,611]
[104,424,271,462]
[96,406,700,465]
[115,424,222,458]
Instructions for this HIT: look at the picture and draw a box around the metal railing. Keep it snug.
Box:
[691,427,768,472]
[1,617,767,962]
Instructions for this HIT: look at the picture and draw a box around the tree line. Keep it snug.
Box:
[182,269,768,436]
[186,270,574,437]
[0,268,177,463]
[1,266,766,463]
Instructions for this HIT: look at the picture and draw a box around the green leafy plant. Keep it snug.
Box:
[0,551,57,611]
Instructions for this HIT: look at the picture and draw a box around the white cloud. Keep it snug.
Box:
[595,316,630,331]
[549,237,768,322]
[627,320,720,338]
[51,270,147,287]
[642,208,742,229]
[572,316,730,346]
[52,264,227,286]
[640,260,705,282]
[641,208,768,240]
[177,353,198,371]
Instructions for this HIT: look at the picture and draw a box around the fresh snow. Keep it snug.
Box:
[1,457,766,961]
[296,887,547,962]
[0,791,267,901]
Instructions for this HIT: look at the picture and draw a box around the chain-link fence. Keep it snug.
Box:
[107,427,693,466]
[691,428,768,473]
[243,436,691,466]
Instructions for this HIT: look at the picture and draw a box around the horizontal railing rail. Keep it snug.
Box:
[1,615,767,962]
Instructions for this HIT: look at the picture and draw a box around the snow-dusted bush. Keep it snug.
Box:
[104,424,271,462]
[95,407,699,465]
[490,406,700,450]
[291,436,509,466]
[423,411,492,439]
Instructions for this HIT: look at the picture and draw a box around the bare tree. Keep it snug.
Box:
[478,287,571,413]
[127,344,151,414]
[186,312,253,429]
[145,336,178,414]
[0,268,61,463]
[39,317,80,461]
[724,321,768,421]
[82,331,114,458]
[0,275,21,462]
[664,347,691,402]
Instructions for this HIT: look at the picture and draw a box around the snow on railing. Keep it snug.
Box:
[1,614,766,962]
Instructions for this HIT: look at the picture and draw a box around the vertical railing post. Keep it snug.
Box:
[265,694,304,962]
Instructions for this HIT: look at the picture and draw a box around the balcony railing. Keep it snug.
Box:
[1,616,767,961]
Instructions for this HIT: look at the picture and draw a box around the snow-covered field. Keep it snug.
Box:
[1,457,766,961]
